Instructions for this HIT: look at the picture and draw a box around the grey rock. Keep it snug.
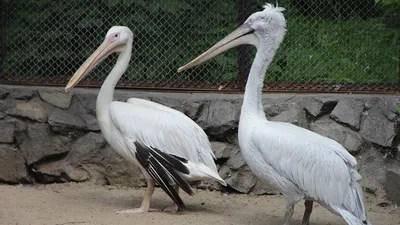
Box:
[6,118,27,133]
[39,91,73,109]
[0,112,6,119]
[397,144,400,162]
[268,102,308,128]
[195,179,221,191]
[0,144,29,183]
[330,98,364,130]
[19,123,71,165]
[34,160,89,183]
[80,114,100,131]
[366,97,398,122]
[264,104,281,117]
[0,121,15,143]
[0,98,25,113]
[197,100,240,137]
[211,141,238,159]
[310,116,363,153]
[384,169,400,205]
[0,88,9,99]
[66,132,146,187]
[251,179,279,195]
[304,97,338,118]
[6,102,47,122]
[48,108,85,132]
[67,132,107,161]
[219,164,233,180]
[184,102,203,120]
[225,167,257,193]
[357,145,387,185]
[72,94,97,115]
[226,149,246,170]
[357,145,400,205]
[9,89,34,100]
[360,107,395,147]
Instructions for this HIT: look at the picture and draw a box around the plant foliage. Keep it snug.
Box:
[1,0,399,85]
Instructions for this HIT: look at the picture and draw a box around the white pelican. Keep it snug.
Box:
[65,26,226,213]
[178,4,371,225]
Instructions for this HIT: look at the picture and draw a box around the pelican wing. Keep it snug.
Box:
[251,121,365,218]
[108,100,216,170]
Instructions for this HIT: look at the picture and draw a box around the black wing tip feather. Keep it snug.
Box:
[151,147,190,174]
[134,141,194,208]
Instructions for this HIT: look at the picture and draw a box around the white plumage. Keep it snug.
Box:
[178,3,371,225]
[107,100,221,180]
[65,26,225,213]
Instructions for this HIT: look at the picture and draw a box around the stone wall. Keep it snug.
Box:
[0,85,399,204]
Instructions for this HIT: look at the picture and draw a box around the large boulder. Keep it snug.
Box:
[0,144,29,183]
[39,91,73,110]
[48,108,86,133]
[72,94,97,115]
[184,102,203,120]
[9,89,34,100]
[0,88,9,99]
[251,179,279,195]
[310,116,363,153]
[218,147,259,194]
[384,169,400,205]
[226,148,247,170]
[303,96,338,118]
[34,160,89,183]
[357,145,400,205]
[266,102,308,128]
[360,106,395,147]
[18,123,71,165]
[330,98,364,130]
[6,101,47,122]
[0,121,15,143]
[365,97,398,122]
[225,166,258,194]
[34,132,146,187]
[197,100,241,138]
[211,141,238,160]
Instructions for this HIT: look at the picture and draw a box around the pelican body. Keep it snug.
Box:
[178,4,371,225]
[65,26,225,213]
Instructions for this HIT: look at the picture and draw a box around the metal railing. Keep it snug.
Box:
[0,0,399,93]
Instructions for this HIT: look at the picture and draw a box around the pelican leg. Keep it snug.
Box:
[301,200,313,225]
[163,186,180,213]
[283,201,295,225]
[116,179,160,214]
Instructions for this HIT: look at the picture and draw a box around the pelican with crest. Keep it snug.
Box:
[65,26,226,213]
[178,4,371,225]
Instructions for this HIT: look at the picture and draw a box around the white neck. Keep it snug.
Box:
[96,41,132,118]
[242,38,281,118]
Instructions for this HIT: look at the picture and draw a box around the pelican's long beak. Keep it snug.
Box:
[65,38,119,92]
[178,24,259,72]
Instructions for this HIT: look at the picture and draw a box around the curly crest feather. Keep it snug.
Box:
[262,3,285,13]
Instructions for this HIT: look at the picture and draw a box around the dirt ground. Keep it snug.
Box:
[0,183,399,225]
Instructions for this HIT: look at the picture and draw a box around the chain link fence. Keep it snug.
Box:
[0,0,399,93]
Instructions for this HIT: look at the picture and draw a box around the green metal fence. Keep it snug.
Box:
[0,0,399,93]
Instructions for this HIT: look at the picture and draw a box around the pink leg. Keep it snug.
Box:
[116,180,160,214]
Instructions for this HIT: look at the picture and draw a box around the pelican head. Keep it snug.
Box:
[65,26,134,91]
[178,3,286,72]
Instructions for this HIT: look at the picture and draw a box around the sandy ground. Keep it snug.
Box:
[0,183,399,225]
